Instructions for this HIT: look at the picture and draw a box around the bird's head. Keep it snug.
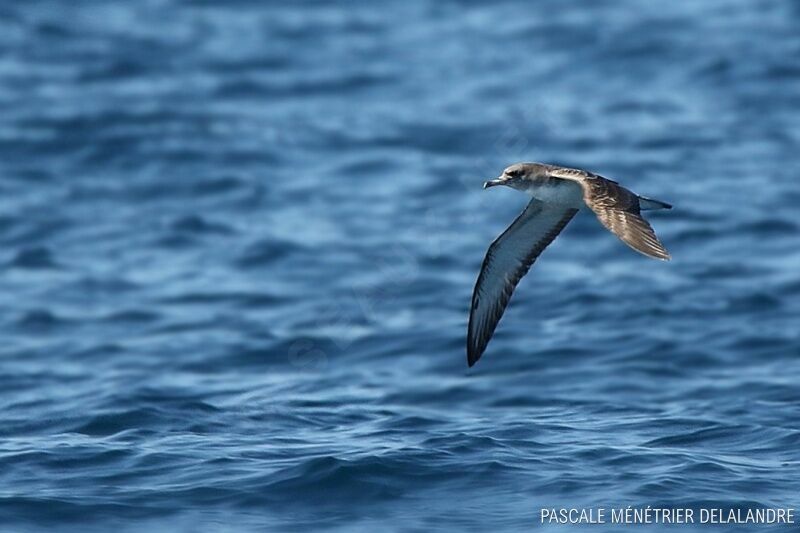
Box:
[483,162,547,190]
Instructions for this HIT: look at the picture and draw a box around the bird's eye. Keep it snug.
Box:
[506,169,520,178]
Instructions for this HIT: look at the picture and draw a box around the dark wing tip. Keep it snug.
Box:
[627,237,672,261]
[652,250,672,261]
[466,328,484,367]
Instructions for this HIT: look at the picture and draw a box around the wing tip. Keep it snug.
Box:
[467,344,482,367]
[633,246,671,261]
[621,236,671,261]
[645,248,671,261]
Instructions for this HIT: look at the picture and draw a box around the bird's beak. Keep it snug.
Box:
[483,176,506,189]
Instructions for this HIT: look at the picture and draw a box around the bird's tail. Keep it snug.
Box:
[639,196,672,211]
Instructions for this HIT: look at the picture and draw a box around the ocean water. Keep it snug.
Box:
[1,1,799,531]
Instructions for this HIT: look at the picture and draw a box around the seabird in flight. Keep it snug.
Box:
[467,162,672,367]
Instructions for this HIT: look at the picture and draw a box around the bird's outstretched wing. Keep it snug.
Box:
[548,167,671,261]
[468,199,578,367]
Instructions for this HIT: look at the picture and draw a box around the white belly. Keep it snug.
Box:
[524,180,584,208]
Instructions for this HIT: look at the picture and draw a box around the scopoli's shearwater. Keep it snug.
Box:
[468,162,671,367]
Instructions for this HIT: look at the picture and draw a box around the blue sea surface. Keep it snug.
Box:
[1,1,799,531]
